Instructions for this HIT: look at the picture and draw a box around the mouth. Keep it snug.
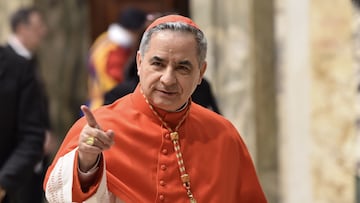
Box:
[157,89,178,96]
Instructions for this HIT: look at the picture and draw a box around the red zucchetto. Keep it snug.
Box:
[145,14,200,32]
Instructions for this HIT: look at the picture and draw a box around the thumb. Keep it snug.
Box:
[81,105,100,129]
[106,129,114,138]
[106,130,115,145]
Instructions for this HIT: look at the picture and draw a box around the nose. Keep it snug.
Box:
[160,66,176,86]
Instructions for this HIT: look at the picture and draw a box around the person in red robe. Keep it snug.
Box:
[44,14,267,203]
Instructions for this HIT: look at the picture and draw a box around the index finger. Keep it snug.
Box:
[81,105,100,129]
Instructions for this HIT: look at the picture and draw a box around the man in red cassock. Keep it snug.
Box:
[44,14,267,203]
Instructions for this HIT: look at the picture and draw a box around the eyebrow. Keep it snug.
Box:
[150,56,165,62]
[149,56,194,68]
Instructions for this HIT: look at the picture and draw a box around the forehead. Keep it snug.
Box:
[28,12,44,24]
[146,30,197,56]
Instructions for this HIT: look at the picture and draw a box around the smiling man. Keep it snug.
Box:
[137,29,205,112]
[44,15,267,203]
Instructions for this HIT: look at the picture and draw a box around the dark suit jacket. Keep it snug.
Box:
[0,45,45,201]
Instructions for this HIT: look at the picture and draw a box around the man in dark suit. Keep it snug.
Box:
[0,7,49,203]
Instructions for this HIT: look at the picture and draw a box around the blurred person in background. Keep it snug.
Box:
[87,7,147,110]
[0,7,55,203]
[102,12,162,106]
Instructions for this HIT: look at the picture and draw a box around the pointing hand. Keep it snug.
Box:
[78,105,114,171]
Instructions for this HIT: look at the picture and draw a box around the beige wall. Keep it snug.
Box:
[276,0,313,202]
[309,0,356,202]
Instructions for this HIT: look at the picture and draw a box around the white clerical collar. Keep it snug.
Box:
[8,35,32,59]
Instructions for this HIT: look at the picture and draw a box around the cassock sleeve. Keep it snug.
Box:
[72,151,104,202]
[44,118,107,202]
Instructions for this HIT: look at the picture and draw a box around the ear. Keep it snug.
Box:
[198,61,207,85]
[136,51,142,76]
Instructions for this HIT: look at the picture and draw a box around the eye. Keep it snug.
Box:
[176,65,191,74]
[151,61,162,66]
[151,61,166,70]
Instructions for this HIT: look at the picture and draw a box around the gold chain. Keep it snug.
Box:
[141,90,196,202]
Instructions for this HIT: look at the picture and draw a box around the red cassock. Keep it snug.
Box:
[44,86,267,203]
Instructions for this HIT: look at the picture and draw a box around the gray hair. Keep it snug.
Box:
[139,22,207,66]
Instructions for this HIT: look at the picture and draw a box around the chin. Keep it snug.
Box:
[153,102,177,111]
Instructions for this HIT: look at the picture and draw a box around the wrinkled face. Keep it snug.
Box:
[137,30,206,112]
[20,12,47,51]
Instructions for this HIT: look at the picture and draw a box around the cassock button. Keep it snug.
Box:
[162,148,168,155]
[160,164,167,171]
[160,180,166,186]
[159,194,165,201]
